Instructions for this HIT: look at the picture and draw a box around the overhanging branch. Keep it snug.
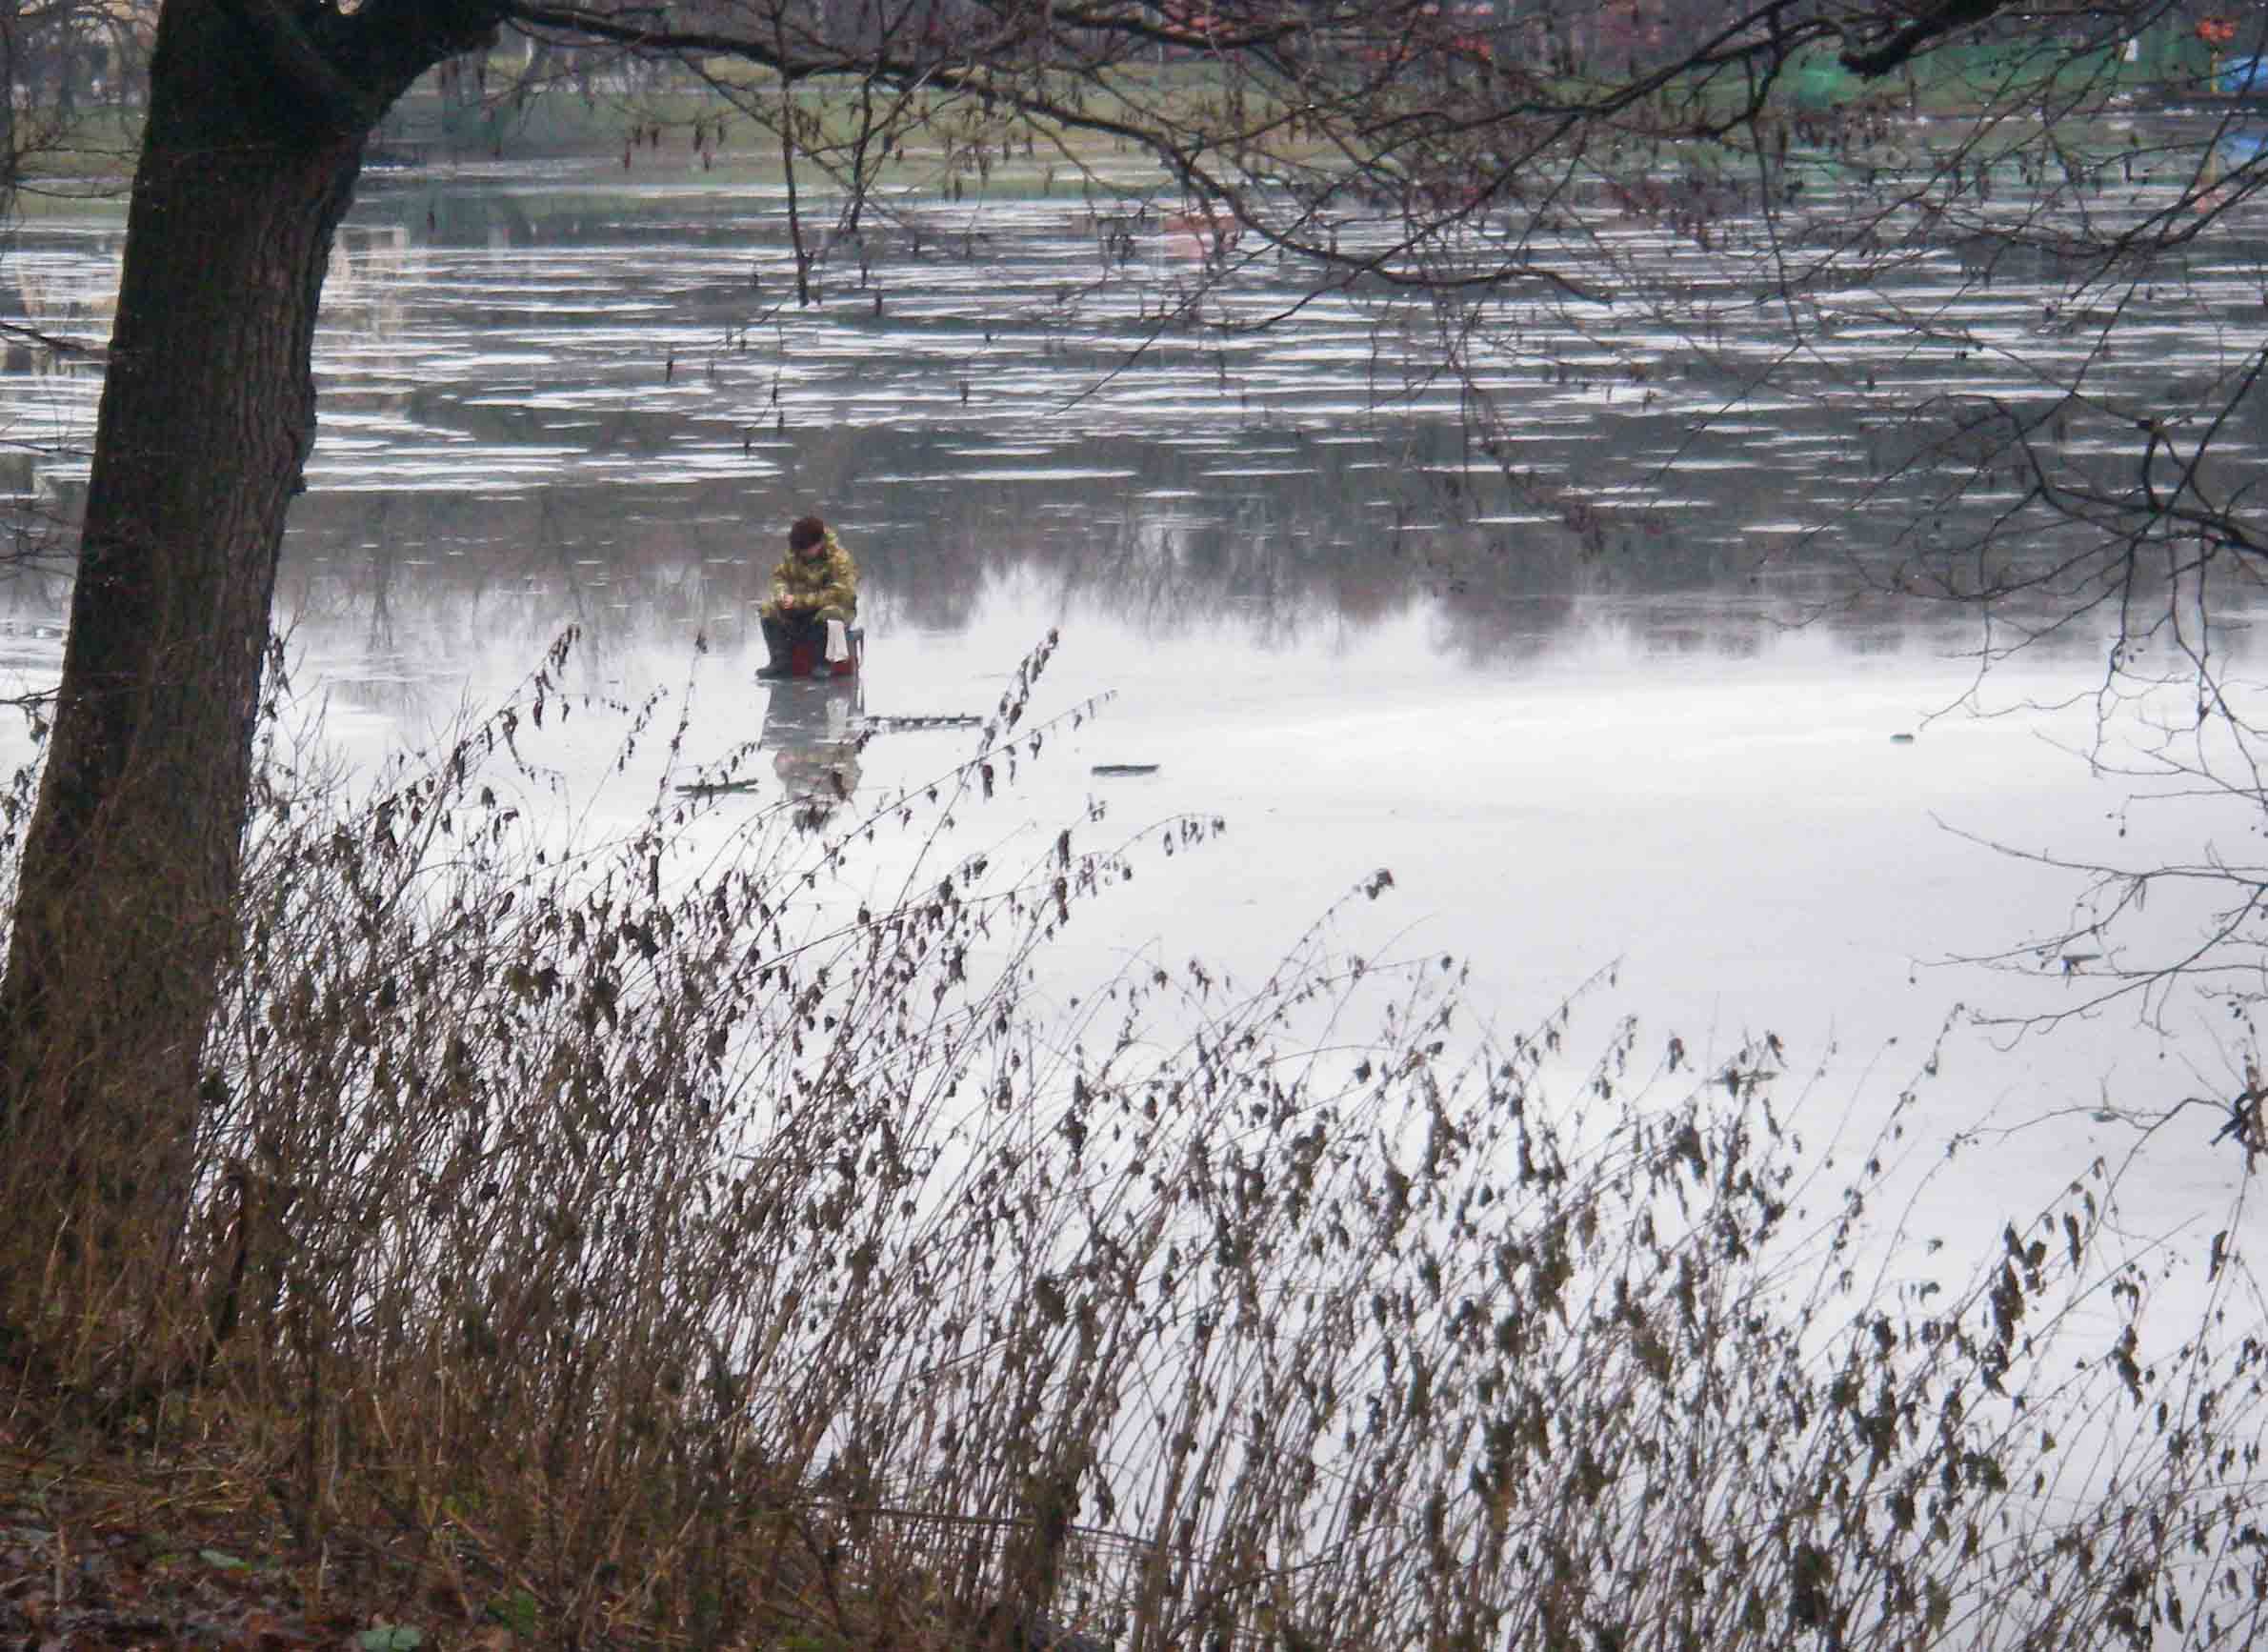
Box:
[213,0,390,133]
[1841,0,2019,79]
[339,0,514,114]
[215,0,512,139]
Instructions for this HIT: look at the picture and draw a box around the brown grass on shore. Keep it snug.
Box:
[4,635,2266,1650]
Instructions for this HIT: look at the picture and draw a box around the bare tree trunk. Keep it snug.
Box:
[0,0,363,1335]
[0,1,20,187]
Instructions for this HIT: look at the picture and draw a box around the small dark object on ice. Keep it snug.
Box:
[1889,732,1916,744]
[861,713,984,733]
[675,777,765,796]
[1092,763,1158,776]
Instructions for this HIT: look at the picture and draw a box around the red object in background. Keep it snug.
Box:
[2199,17,2238,46]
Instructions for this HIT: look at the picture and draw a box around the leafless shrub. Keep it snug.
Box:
[2,634,2262,1647]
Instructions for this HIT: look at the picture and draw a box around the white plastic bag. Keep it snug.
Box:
[825,618,850,663]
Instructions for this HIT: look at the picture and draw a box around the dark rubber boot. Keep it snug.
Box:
[756,615,793,678]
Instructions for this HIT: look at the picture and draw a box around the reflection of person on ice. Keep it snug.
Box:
[765,677,863,816]
[758,514,859,678]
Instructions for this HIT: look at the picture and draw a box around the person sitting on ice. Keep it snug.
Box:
[757,514,859,678]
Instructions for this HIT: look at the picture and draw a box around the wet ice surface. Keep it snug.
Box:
[291,580,2252,1308]
[0,138,2263,1299]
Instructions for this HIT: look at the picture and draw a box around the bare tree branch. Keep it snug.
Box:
[1842,0,2023,79]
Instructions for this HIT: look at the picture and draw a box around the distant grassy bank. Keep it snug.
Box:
[13,24,2231,202]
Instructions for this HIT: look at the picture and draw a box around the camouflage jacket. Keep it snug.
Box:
[769,530,859,621]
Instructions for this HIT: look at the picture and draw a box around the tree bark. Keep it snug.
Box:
[0,5,366,1329]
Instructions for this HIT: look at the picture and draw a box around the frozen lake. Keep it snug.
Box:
[1,135,2264,1283]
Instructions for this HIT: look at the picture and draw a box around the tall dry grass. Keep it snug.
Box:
[3,633,2265,1649]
